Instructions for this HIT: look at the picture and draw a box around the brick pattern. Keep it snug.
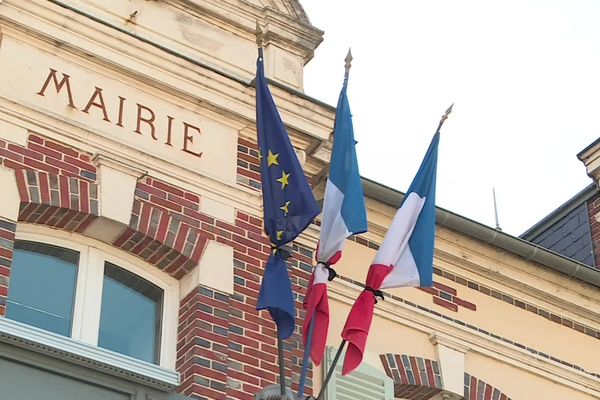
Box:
[0,219,16,317]
[236,138,261,191]
[433,267,600,341]
[587,192,600,269]
[337,274,600,380]
[1,134,97,181]
[113,177,210,279]
[170,202,316,400]
[464,374,511,400]
[15,169,98,233]
[380,354,442,399]
[420,281,477,313]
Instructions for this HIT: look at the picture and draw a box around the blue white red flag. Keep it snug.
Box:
[341,129,442,375]
[302,70,367,365]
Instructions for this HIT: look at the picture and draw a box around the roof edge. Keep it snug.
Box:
[519,183,597,240]
[361,177,600,289]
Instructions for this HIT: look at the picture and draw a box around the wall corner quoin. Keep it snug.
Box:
[0,165,22,222]
[429,332,469,397]
[179,240,233,299]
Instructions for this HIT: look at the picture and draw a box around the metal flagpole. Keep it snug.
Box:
[296,49,354,400]
[316,340,346,400]
[296,311,315,399]
[256,22,289,400]
[314,104,454,399]
[278,335,288,399]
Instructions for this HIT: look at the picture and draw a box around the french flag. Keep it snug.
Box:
[302,70,368,366]
[341,129,441,376]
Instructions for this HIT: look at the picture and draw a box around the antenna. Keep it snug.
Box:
[493,187,502,231]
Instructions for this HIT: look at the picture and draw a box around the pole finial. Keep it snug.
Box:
[256,21,264,48]
[436,103,454,132]
[344,48,353,82]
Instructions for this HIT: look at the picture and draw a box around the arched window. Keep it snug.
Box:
[5,225,178,369]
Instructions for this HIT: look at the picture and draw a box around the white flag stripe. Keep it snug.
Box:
[317,180,351,263]
[380,245,420,288]
[373,192,425,267]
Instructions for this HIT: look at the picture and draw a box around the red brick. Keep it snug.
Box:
[433,296,458,312]
[238,138,258,150]
[28,134,44,144]
[0,229,15,241]
[237,168,261,182]
[152,179,184,197]
[24,157,59,174]
[27,142,61,159]
[150,195,183,213]
[453,297,477,311]
[45,140,79,157]
[0,147,25,163]
[243,365,276,381]
[229,350,260,366]
[8,143,43,161]
[63,155,95,171]
[167,193,197,210]
[136,182,167,198]
[0,286,7,297]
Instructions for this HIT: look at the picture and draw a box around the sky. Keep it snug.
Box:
[299,0,600,236]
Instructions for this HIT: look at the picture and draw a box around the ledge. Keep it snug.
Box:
[0,318,180,391]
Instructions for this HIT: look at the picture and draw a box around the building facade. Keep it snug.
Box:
[0,1,598,399]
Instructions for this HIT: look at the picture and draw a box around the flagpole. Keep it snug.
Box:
[315,104,453,398]
[435,103,454,134]
[256,21,289,400]
[296,49,354,400]
[316,340,346,400]
[296,312,315,399]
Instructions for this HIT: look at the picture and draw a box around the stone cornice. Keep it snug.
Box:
[434,234,600,325]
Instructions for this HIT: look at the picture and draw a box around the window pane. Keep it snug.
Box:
[98,262,162,364]
[6,241,79,336]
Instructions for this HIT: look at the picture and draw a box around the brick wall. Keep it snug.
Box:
[0,219,15,317]
[0,131,317,399]
[587,192,600,269]
[464,374,511,400]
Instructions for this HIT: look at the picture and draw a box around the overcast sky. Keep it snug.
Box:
[299,0,600,236]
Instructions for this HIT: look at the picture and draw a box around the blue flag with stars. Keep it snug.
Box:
[255,48,320,339]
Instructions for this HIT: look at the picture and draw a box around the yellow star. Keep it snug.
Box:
[267,150,279,167]
[276,230,284,241]
[276,171,290,189]
[280,200,291,216]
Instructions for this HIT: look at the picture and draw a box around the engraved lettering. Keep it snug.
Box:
[82,87,111,122]
[182,122,202,158]
[37,68,77,109]
[135,103,157,139]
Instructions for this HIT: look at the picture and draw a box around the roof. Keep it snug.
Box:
[361,177,600,288]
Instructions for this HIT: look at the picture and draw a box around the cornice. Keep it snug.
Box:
[327,280,600,396]
[434,236,600,325]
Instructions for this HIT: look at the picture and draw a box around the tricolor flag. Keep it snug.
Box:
[302,54,368,366]
[255,46,320,339]
[341,123,444,375]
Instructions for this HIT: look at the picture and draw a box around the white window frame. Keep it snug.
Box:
[14,224,179,370]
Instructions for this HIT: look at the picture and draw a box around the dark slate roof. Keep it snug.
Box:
[520,184,597,267]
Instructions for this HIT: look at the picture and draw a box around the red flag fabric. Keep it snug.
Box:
[340,264,391,375]
[302,251,341,365]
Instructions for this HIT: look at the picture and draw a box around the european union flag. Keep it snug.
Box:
[255,48,320,339]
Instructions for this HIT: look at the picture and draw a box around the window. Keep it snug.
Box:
[7,241,79,336]
[5,225,178,369]
[99,262,163,363]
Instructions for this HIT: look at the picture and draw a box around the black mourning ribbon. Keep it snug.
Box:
[364,286,384,304]
[317,261,338,282]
